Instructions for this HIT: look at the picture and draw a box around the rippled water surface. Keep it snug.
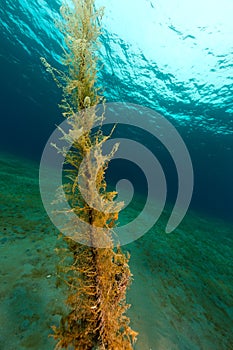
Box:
[1,0,232,220]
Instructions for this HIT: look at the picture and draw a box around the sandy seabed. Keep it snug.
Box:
[0,152,232,350]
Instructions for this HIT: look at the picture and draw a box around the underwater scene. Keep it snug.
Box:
[0,0,233,349]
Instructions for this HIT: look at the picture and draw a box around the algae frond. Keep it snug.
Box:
[42,0,138,349]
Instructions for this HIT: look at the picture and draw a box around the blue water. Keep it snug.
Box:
[0,0,232,209]
[1,0,232,223]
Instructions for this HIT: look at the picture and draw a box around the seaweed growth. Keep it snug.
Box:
[42,0,137,349]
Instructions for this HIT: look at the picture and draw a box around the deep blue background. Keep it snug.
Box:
[0,0,232,223]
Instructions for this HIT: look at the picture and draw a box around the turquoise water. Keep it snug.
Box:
[0,0,233,349]
[0,0,232,221]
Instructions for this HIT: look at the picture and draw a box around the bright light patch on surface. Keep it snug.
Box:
[97,0,233,85]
